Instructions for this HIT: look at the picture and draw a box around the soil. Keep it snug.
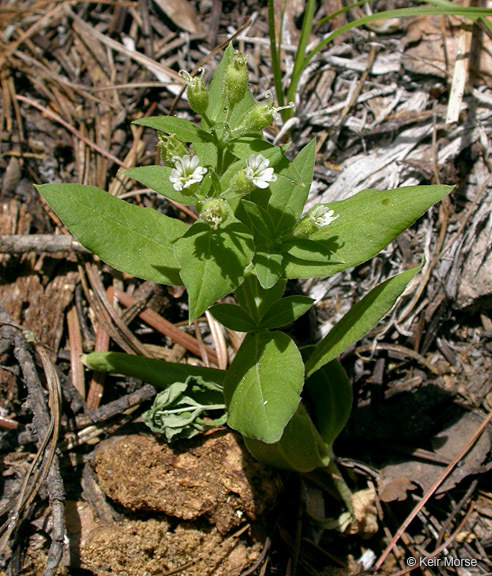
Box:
[1,1,492,575]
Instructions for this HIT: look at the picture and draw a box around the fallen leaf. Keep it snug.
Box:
[153,0,202,34]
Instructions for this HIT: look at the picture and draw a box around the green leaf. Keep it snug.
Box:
[209,303,257,332]
[36,183,187,285]
[244,403,331,472]
[283,237,344,264]
[268,139,316,234]
[241,200,275,240]
[224,331,304,443]
[305,265,421,377]
[253,249,283,290]
[303,353,352,445]
[235,275,286,324]
[259,295,314,329]
[227,138,288,164]
[285,185,453,279]
[124,165,198,205]
[133,116,213,145]
[82,351,226,387]
[174,214,254,321]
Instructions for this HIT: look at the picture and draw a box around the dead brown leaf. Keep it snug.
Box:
[153,0,203,34]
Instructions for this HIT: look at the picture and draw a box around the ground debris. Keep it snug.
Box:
[93,431,282,535]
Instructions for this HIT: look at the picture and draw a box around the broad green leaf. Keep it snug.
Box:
[174,214,254,321]
[244,404,331,472]
[268,139,316,234]
[303,354,352,445]
[254,249,283,289]
[227,138,288,164]
[305,265,421,377]
[283,237,344,264]
[241,200,275,240]
[134,116,213,145]
[36,183,187,285]
[82,351,226,387]
[209,303,257,332]
[124,165,198,205]
[224,331,304,443]
[235,275,286,323]
[258,295,314,330]
[285,185,453,279]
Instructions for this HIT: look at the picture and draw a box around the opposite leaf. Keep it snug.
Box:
[224,331,304,443]
[124,166,198,205]
[305,264,421,377]
[209,303,257,332]
[244,403,331,472]
[174,215,254,321]
[37,184,187,285]
[285,185,452,278]
[259,295,314,330]
[134,116,214,145]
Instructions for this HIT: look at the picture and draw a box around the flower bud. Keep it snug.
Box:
[224,50,248,108]
[158,133,189,166]
[180,69,209,114]
[294,205,339,237]
[200,198,228,229]
[229,169,255,196]
[234,92,294,135]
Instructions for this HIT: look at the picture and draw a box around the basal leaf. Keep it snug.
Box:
[124,166,198,205]
[244,404,331,472]
[37,183,187,285]
[305,265,421,377]
[174,214,254,321]
[303,353,352,446]
[258,295,314,330]
[82,351,226,388]
[285,185,453,279]
[209,303,257,332]
[224,331,304,443]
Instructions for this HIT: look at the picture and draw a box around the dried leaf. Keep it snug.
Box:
[153,0,202,33]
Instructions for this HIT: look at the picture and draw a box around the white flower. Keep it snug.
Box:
[169,155,207,192]
[309,205,339,228]
[244,154,277,189]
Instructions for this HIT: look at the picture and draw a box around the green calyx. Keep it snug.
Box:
[199,198,228,229]
[180,69,209,115]
[158,133,189,166]
[224,49,249,108]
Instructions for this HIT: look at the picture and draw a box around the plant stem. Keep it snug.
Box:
[267,0,285,108]
[326,457,354,515]
[283,0,316,121]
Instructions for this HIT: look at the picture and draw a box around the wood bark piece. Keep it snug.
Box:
[114,288,219,365]
[0,234,89,254]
